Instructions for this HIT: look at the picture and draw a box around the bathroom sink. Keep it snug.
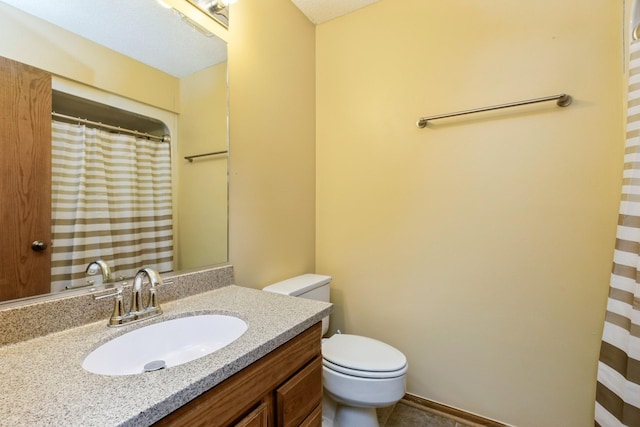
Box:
[82,314,248,376]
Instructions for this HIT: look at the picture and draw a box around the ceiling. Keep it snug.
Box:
[291,0,380,24]
[0,0,379,77]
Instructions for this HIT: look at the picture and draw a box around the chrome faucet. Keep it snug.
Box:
[131,267,164,315]
[93,267,172,327]
[86,260,112,283]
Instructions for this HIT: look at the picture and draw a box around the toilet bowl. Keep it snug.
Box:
[322,333,407,426]
[263,274,408,427]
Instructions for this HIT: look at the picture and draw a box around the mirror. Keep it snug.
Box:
[0,0,229,304]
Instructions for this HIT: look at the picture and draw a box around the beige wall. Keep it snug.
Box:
[227,0,317,286]
[177,62,229,269]
[316,0,623,426]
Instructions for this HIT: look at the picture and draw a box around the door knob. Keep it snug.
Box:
[31,240,48,252]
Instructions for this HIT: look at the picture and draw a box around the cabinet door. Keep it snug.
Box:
[276,356,322,426]
[234,402,269,427]
[0,56,52,302]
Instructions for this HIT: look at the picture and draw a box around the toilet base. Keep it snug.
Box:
[335,405,379,427]
[323,394,379,427]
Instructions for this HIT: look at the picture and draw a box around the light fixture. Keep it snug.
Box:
[188,0,236,14]
[186,0,235,28]
[206,0,236,13]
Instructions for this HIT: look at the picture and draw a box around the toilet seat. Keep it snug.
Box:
[323,358,408,379]
[322,334,407,379]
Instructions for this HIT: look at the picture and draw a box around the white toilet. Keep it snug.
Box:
[263,274,407,427]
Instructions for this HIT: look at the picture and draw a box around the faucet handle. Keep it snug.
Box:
[147,286,162,314]
[93,286,122,301]
[94,287,125,327]
[110,288,125,325]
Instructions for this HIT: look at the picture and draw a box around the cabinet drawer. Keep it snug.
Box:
[299,404,322,427]
[276,356,322,426]
[234,402,269,427]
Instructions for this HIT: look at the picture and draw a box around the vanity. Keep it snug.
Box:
[0,265,332,426]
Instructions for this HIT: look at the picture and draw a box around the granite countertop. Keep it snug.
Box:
[0,285,332,426]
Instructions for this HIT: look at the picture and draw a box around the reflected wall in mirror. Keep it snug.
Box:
[0,0,229,304]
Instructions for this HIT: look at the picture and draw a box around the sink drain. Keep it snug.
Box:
[143,360,167,372]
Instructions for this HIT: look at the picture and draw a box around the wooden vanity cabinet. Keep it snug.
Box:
[155,322,323,427]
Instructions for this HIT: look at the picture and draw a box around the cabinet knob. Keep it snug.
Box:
[31,240,48,252]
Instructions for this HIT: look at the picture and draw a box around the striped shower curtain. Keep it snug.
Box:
[50,120,173,292]
[595,41,640,426]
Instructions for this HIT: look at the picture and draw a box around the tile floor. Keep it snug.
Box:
[377,401,485,427]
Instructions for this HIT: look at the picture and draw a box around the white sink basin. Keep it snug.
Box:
[82,314,248,376]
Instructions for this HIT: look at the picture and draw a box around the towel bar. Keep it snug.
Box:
[417,93,572,128]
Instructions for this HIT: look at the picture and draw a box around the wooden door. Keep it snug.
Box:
[0,56,52,301]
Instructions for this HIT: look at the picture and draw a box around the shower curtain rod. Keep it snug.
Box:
[51,112,170,143]
[416,93,572,128]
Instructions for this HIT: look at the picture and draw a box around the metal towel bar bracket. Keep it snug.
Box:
[417,93,572,128]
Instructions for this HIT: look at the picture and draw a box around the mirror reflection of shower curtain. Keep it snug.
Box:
[50,120,173,291]
[594,40,640,426]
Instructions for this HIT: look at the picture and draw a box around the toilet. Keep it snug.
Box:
[263,274,407,427]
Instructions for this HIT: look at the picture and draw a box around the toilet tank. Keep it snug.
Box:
[263,274,331,335]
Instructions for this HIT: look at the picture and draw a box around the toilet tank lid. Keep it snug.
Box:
[263,274,332,296]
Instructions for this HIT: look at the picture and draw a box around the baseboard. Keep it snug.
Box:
[401,394,510,427]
